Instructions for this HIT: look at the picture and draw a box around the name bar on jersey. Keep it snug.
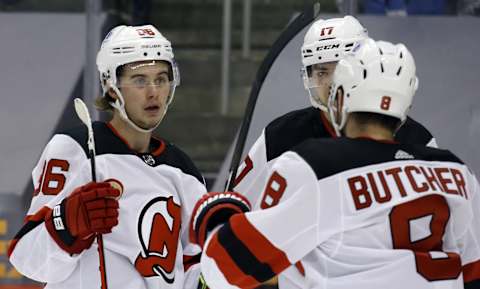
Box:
[347,164,467,211]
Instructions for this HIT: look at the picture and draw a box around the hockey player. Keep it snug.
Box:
[190,39,480,289]
[233,15,436,206]
[232,16,437,287]
[8,25,206,289]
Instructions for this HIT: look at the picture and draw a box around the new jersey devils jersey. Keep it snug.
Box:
[204,138,480,289]
[9,122,207,289]
[232,107,438,288]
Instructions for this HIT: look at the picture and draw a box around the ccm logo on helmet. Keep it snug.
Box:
[317,44,341,51]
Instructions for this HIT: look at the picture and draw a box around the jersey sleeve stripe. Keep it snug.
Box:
[229,214,291,276]
[24,206,51,222]
[205,213,292,288]
[7,206,51,257]
[205,232,260,288]
[217,220,277,283]
[463,259,480,283]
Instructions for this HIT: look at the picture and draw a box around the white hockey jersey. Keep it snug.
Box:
[8,122,207,289]
[233,108,438,288]
[204,137,480,289]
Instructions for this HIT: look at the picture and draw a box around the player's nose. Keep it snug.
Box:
[145,85,161,99]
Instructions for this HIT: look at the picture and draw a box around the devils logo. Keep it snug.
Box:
[135,196,181,283]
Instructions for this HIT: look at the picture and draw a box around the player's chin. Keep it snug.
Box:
[139,115,164,130]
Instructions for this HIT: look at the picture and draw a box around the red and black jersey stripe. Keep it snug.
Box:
[464,260,480,288]
[206,214,291,288]
[8,206,51,257]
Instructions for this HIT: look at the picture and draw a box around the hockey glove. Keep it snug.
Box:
[190,192,251,248]
[45,182,120,255]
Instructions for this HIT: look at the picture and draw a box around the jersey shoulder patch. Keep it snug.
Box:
[293,138,463,180]
[264,107,331,161]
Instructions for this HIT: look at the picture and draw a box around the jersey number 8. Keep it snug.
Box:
[389,194,461,281]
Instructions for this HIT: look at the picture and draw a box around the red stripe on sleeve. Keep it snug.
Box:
[230,214,292,275]
[24,206,51,222]
[7,239,19,258]
[463,260,480,282]
[206,233,260,289]
[8,206,52,257]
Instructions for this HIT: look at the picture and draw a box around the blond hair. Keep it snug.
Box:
[95,93,115,112]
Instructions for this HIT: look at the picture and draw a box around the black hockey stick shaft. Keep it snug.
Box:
[225,89,258,191]
[90,152,97,182]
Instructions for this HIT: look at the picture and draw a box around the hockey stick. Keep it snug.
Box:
[224,4,319,191]
[74,98,108,289]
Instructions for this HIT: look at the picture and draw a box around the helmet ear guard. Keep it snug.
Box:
[327,39,418,136]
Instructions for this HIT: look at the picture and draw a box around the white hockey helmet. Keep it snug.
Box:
[328,38,419,136]
[96,24,180,132]
[301,16,368,111]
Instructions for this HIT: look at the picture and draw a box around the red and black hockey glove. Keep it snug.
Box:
[190,192,251,249]
[45,182,120,255]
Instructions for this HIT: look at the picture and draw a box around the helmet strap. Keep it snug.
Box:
[328,106,343,137]
[307,89,328,113]
[109,84,162,133]
[327,85,347,137]
[303,67,330,113]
